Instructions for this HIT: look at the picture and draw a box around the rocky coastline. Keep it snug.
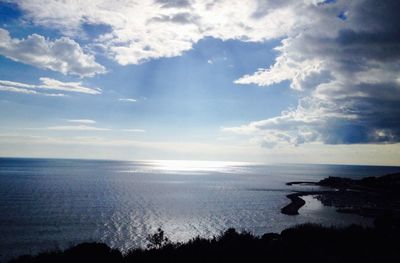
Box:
[281,173,400,218]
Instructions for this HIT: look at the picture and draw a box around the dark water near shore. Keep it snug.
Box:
[1,158,399,261]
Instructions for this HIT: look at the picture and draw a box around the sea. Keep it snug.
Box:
[1,157,399,261]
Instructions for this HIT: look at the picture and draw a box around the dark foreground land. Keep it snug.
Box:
[10,218,400,263]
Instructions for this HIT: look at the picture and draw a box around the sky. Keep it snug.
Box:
[0,0,399,165]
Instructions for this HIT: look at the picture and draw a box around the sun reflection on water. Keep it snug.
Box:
[144,160,250,174]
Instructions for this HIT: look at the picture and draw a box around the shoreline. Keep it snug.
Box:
[280,190,326,215]
[281,173,400,218]
[280,193,305,215]
[281,180,324,215]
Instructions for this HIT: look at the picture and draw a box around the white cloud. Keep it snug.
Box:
[13,0,306,65]
[0,78,101,95]
[122,129,146,133]
[38,78,101,94]
[43,93,66,97]
[46,125,110,131]
[67,119,96,124]
[0,85,39,95]
[24,118,146,133]
[118,98,137,102]
[0,28,105,77]
[235,55,324,91]
[45,126,146,133]
[0,82,65,97]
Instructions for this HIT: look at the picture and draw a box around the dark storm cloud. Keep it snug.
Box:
[231,0,400,146]
[149,12,199,24]
[154,0,191,9]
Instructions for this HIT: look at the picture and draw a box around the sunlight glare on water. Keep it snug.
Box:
[138,160,251,174]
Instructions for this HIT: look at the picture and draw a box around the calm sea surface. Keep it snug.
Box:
[1,158,399,261]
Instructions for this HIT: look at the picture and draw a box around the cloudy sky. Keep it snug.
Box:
[0,0,399,165]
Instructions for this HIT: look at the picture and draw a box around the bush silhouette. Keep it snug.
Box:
[9,221,400,263]
[146,227,170,249]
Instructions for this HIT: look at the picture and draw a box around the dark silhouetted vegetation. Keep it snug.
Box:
[146,227,170,249]
[10,215,400,263]
[318,173,400,192]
